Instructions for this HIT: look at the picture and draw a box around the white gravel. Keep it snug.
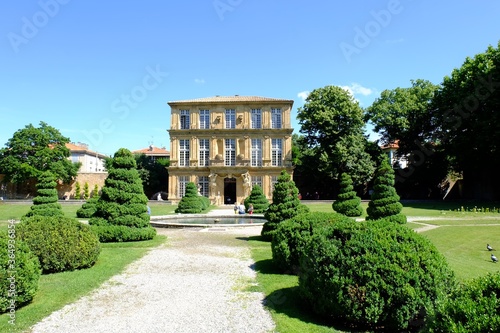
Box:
[30,226,275,333]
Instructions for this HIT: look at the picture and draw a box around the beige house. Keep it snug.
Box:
[167,95,294,204]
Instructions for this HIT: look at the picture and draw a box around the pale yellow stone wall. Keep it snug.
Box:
[167,97,294,204]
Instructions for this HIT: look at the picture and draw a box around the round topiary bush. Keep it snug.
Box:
[272,212,351,274]
[0,228,41,314]
[175,182,204,214]
[17,216,101,273]
[299,220,456,331]
[332,173,363,217]
[24,171,64,218]
[244,185,269,213]
[366,159,407,224]
[425,272,500,333]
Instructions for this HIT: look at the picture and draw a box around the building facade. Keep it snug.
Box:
[66,142,107,173]
[167,95,294,204]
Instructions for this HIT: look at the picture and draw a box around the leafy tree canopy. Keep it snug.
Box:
[297,86,375,186]
[0,122,80,184]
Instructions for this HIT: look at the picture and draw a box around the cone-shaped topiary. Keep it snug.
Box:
[24,171,64,218]
[89,148,156,242]
[332,173,363,217]
[175,182,204,214]
[366,159,406,224]
[262,170,309,240]
[244,184,269,213]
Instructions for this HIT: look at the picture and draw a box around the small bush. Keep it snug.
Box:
[425,272,500,332]
[272,212,350,274]
[175,182,204,214]
[0,228,41,313]
[89,225,158,242]
[83,182,90,200]
[17,216,101,273]
[244,185,269,213]
[76,196,99,218]
[332,173,363,217]
[299,220,456,331]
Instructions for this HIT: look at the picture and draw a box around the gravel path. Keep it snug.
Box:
[30,226,275,333]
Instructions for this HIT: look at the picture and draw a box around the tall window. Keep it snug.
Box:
[225,109,235,129]
[252,176,263,189]
[225,139,235,166]
[199,139,210,167]
[179,139,190,167]
[271,139,282,166]
[180,110,190,129]
[251,109,262,129]
[271,108,282,129]
[251,139,262,166]
[198,176,209,197]
[199,110,210,129]
[178,176,189,197]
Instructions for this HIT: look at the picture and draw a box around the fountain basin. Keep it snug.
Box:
[150,214,266,228]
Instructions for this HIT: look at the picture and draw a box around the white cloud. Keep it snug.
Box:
[340,83,373,97]
[297,91,310,102]
[194,78,205,84]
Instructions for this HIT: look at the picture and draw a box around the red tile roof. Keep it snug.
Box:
[168,95,294,105]
[132,145,170,156]
[65,143,108,158]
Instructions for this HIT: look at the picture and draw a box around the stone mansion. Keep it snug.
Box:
[167,95,294,205]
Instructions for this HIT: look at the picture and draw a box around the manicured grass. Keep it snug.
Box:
[0,201,180,223]
[0,235,167,332]
[420,226,500,281]
[247,236,339,333]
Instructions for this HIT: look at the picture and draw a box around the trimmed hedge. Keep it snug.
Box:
[0,229,41,313]
[17,216,101,274]
[24,171,63,218]
[244,185,269,213]
[366,159,406,224]
[263,170,309,240]
[89,148,156,242]
[299,220,456,331]
[425,272,500,332]
[332,173,363,217]
[272,212,351,274]
[76,196,99,218]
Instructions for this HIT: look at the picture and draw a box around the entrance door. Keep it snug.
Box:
[224,177,237,204]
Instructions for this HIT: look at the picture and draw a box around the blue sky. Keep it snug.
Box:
[1,1,499,156]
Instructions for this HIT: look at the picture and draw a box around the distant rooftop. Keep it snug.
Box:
[168,95,294,105]
[132,145,170,157]
[65,142,108,158]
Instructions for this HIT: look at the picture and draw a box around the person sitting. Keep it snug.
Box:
[247,204,254,215]
[238,202,246,215]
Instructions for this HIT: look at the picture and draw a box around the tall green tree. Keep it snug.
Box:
[297,86,375,186]
[134,153,169,199]
[89,148,156,242]
[0,122,80,184]
[262,170,309,240]
[365,80,448,197]
[432,42,500,199]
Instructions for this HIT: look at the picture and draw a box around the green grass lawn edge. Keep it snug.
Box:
[0,235,167,333]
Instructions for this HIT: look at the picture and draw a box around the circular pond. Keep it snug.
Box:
[150,215,266,228]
